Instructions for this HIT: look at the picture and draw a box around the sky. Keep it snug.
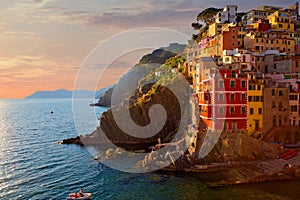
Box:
[0,0,297,98]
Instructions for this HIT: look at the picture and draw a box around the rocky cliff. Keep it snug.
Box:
[97,43,186,107]
[79,83,190,151]
[194,132,284,164]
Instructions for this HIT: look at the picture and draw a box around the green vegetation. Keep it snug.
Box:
[191,22,203,30]
[196,7,222,23]
[164,56,186,68]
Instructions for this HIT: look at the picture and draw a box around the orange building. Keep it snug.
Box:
[204,26,239,57]
[244,31,295,54]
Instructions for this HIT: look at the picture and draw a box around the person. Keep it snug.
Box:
[73,193,79,198]
[79,188,84,197]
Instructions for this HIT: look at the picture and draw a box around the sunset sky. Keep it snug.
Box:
[0,0,297,98]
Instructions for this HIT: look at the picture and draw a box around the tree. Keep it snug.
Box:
[191,22,203,30]
[164,56,186,69]
[196,7,222,24]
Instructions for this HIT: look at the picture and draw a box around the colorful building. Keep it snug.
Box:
[244,31,295,54]
[215,5,238,24]
[289,32,300,55]
[252,19,270,32]
[242,7,282,25]
[208,23,226,37]
[247,74,264,136]
[289,91,300,126]
[186,2,300,137]
[267,11,295,31]
[204,26,239,57]
[263,83,290,135]
[197,68,248,131]
[291,56,300,75]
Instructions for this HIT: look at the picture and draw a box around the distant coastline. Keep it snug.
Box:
[25,87,111,99]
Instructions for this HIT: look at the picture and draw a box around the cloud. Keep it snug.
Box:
[0,55,75,80]
[50,9,198,30]
[36,6,64,12]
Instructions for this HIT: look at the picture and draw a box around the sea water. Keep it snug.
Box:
[0,99,299,200]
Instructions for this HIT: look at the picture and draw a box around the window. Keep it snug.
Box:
[241,80,246,88]
[257,85,261,90]
[241,93,246,101]
[255,46,260,50]
[219,107,225,114]
[250,108,254,115]
[248,96,253,102]
[232,70,236,78]
[290,95,298,100]
[296,61,299,68]
[279,24,283,28]
[274,64,277,69]
[258,108,262,115]
[219,80,224,88]
[273,118,276,127]
[230,107,235,114]
[272,89,275,96]
[279,102,283,109]
[255,96,260,102]
[230,80,235,88]
[279,119,282,127]
[272,102,276,108]
[291,105,298,112]
[279,90,283,96]
[241,107,246,114]
[249,85,255,90]
[230,93,235,101]
[219,93,224,101]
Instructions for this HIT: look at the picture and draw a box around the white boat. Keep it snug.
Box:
[66,192,92,200]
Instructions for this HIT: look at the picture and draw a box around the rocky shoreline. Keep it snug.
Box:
[57,136,83,146]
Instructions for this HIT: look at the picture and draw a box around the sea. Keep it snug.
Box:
[0,98,300,200]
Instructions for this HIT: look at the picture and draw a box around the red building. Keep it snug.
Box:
[198,68,248,131]
[255,19,270,32]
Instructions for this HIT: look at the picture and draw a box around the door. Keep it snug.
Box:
[255,120,259,130]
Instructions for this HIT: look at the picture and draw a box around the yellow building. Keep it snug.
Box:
[247,74,264,137]
[244,31,295,54]
[267,11,294,31]
[208,23,227,37]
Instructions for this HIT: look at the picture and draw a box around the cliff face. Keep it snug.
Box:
[81,85,187,150]
[96,43,186,107]
[193,132,283,164]
[97,87,114,107]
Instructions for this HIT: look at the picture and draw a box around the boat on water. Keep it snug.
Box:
[276,150,297,160]
[66,189,92,200]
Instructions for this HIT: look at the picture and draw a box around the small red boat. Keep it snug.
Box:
[276,150,297,160]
